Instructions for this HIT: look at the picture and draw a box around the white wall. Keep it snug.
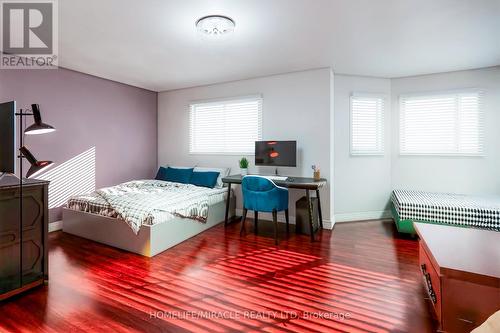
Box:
[333,67,500,221]
[158,66,499,225]
[158,68,334,227]
[334,75,392,221]
[391,67,500,195]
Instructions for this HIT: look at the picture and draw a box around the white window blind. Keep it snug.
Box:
[350,94,385,155]
[189,96,262,154]
[400,91,483,156]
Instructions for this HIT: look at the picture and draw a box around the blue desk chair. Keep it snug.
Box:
[240,175,289,245]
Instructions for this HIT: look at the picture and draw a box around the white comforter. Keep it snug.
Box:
[71,180,227,234]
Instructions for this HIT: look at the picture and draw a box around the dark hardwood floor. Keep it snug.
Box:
[0,219,437,332]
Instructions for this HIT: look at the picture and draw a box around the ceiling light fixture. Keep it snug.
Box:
[196,15,235,38]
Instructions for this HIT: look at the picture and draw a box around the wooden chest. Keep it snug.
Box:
[415,222,500,333]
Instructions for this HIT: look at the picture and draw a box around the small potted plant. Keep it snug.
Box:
[312,165,321,181]
[239,157,249,175]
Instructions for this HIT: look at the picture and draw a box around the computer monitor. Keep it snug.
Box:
[0,101,16,174]
[255,141,297,167]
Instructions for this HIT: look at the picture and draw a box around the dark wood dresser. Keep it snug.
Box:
[415,222,500,333]
[0,176,49,301]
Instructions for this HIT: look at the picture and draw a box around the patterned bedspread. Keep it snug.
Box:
[67,180,228,234]
[391,189,500,230]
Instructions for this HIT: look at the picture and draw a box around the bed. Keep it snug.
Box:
[62,179,235,257]
[391,189,500,234]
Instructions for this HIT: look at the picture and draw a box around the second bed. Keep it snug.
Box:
[391,189,500,234]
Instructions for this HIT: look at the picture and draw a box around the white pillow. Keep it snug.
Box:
[166,165,193,169]
[194,167,230,188]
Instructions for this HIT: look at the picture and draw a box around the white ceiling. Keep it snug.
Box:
[59,0,500,92]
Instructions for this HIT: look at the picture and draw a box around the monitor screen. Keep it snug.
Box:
[0,101,16,174]
[255,141,297,167]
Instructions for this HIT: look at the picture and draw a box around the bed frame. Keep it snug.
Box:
[62,196,235,257]
[391,204,416,234]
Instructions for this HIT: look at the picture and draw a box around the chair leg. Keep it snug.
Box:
[254,211,259,235]
[285,209,290,234]
[240,208,248,236]
[272,210,279,245]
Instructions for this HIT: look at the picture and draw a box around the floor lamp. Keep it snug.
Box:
[15,104,55,287]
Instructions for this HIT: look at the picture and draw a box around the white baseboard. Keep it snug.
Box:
[334,210,392,223]
[322,220,334,230]
[235,209,334,230]
[49,220,63,232]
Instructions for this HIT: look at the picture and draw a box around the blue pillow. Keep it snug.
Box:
[156,167,194,184]
[190,171,220,188]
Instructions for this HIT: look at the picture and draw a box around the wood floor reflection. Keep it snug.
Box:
[0,219,437,332]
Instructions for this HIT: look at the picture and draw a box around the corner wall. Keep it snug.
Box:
[333,75,392,221]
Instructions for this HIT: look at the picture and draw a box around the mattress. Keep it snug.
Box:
[67,180,228,234]
[391,189,500,231]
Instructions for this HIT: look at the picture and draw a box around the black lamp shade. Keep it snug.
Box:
[24,104,56,135]
[19,146,54,178]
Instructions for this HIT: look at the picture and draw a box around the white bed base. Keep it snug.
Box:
[62,197,235,257]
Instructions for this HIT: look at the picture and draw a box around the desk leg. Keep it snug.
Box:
[224,184,232,227]
[316,189,323,229]
[306,189,315,242]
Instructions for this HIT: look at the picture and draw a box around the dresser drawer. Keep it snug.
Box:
[419,241,442,322]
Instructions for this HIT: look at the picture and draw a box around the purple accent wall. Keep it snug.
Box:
[0,68,158,222]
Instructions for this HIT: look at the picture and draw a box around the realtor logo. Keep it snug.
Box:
[1,0,58,68]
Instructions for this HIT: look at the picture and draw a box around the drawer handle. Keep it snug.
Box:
[421,264,437,304]
[458,318,474,324]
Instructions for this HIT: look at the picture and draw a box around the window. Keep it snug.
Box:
[189,96,262,154]
[350,94,385,155]
[400,91,483,156]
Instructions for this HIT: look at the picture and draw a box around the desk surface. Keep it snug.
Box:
[222,174,327,190]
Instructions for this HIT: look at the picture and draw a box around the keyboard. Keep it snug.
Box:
[264,175,288,181]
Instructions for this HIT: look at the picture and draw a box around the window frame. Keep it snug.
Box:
[189,95,263,155]
[349,92,386,156]
[398,89,484,157]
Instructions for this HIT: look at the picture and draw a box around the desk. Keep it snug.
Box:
[221,174,327,241]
